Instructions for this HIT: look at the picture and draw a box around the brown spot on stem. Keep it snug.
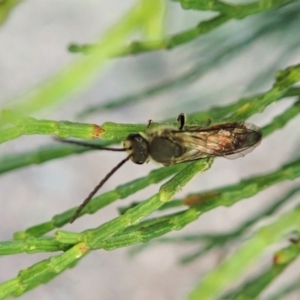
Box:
[273,252,283,265]
[79,244,89,254]
[183,192,219,206]
[92,125,104,139]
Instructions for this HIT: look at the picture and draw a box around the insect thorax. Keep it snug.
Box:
[148,136,183,166]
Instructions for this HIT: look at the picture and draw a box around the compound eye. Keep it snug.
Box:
[135,136,143,143]
[126,134,149,164]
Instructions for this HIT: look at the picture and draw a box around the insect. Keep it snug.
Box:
[57,113,262,223]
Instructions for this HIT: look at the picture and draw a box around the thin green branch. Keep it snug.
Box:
[13,99,300,243]
[99,156,300,250]
[0,1,299,298]
[226,64,300,121]
[0,243,87,299]
[177,0,291,15]
[7,79,300,241]
[77,7,300,119]
[222,242,300,299]
[129,186,300,262]
[69,14,229,55]
[14,164,186,239]
[10,160,300,255]
[188,206,300,300]
[262,97,300,136]
[12,155,290,254]
[189,87,300,123]
[0,159,212,298]
[0,237,69,255]
[108,98,300,220]
[0,110,104,144]
[184,156,300,210]
[1,91,299,177]
[10,195,297,300]
[1,62,300,145]
[56,158,213,249]
[181,186,300,263]
[1,95,300,297]
[70,0,293,56]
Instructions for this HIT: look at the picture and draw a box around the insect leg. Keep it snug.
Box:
[147,119,152,128]
[177,113,186,130]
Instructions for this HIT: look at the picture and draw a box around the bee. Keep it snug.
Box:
[57,113,262,223]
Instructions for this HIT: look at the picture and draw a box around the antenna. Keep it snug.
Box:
[70,154,132,223]
[54,138,127,152]
[54,138,131,223]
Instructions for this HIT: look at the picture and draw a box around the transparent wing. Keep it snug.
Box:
[160,122,262,165]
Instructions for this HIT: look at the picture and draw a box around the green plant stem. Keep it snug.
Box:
[14,164,186,239]
[11,96,300,239]
[227,64,300,121]
[182,186,300,264]
[0,237,70,255]
[129,185,300,262]
[56,159,213,249]
[188,206,300,300]
[0,159,212,299]
[102,156,300,250]
[6,159,300,255]
[0,110,104,144]
[2,63,299,145]
[177,0,290,14]
[1,90,299,177]
[0,243,87,299]
[224,242,300,299]
[189,87,300,123]
[69,0,293,56]
[1,107,300,296]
